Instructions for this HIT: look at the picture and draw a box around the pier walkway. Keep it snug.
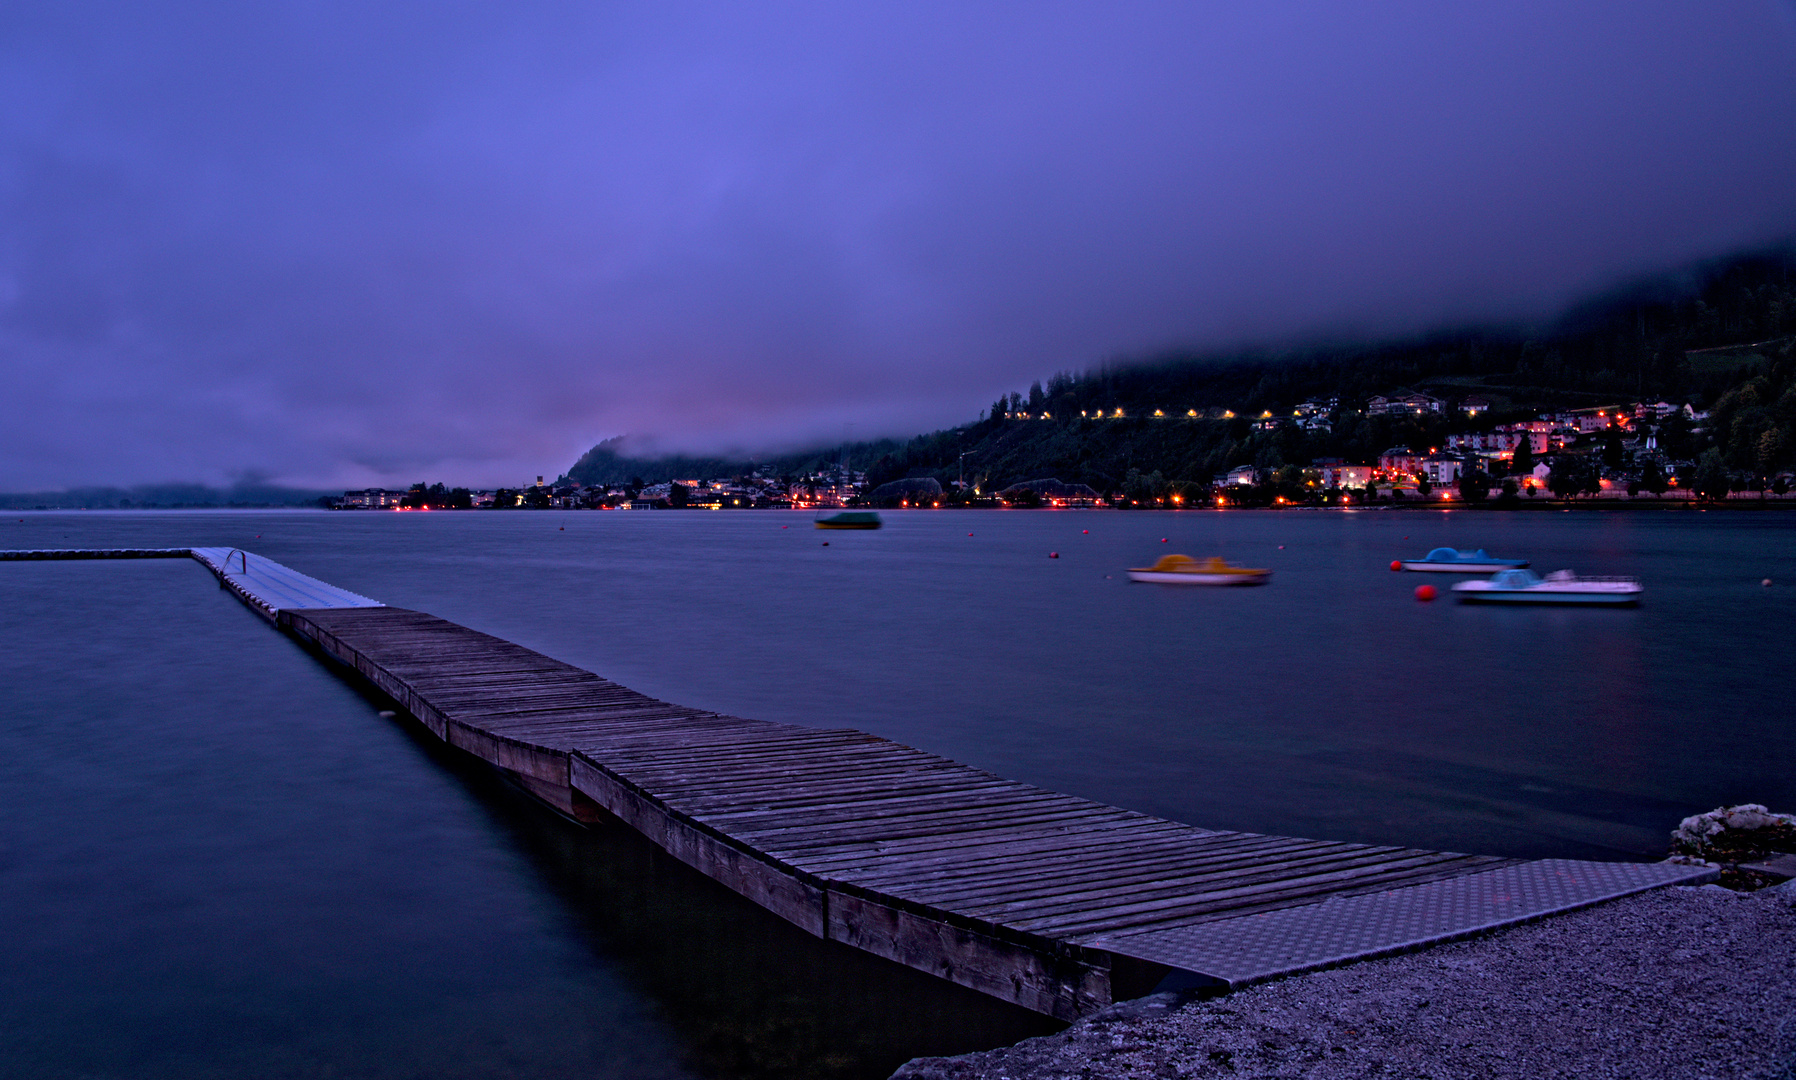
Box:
[3,548,1713,1020]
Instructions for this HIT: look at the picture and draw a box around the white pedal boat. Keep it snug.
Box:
[1452,569,1641,605]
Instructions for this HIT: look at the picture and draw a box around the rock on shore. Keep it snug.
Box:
[893,882,1796,1080]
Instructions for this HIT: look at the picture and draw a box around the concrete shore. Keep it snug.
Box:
[894,882,1796,1080]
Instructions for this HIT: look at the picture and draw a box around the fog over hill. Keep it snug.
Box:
[2,3,1793,489]
[569,250,1796,495]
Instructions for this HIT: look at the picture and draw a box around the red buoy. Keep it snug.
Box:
[1049,552,1059,558]
[821,541,829,546]
[1415,584,1437,602]
[1082,529,1089,534]
[1161,537,1169,543]
[1390,560,1403,571]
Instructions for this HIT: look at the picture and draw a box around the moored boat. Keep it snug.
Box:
[1400,547,1529,573]
[1452,569,1641,605]
[1127,554,1271,585]
[814,510,882,530]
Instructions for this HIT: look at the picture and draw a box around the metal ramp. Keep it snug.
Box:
[1089,858,1712,987]
[189,547,383,618]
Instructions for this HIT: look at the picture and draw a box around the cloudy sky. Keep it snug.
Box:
[2,2,1794,489]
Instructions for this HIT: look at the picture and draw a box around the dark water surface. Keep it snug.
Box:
[3,508,1793,1077]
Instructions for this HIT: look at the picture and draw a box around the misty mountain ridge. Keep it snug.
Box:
[0,483,334,511]
[570,248,1796,493]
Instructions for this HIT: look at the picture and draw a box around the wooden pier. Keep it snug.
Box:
[3,548,1715,1020]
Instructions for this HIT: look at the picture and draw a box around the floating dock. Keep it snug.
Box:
[2,548,1715,1019]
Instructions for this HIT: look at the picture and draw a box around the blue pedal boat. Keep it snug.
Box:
[1399,547,1530,573]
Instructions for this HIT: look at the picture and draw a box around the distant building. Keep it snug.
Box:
[1367,392,1444,417]
[337,488,406,509]
[1459,396,1491,416]
[1445,428,1550,456]
[1421,455,1462,485]
[1378,446,1424,478]
[1225,465,1259,487]
[1311,460,1371,488]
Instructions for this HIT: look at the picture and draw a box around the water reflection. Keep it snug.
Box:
[409,724,1060,1080]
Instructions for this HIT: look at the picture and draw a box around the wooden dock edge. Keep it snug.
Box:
[569,754,1113,1019]
[278,607,1114,1019]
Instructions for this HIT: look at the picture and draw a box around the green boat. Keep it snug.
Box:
[814,511,881,530]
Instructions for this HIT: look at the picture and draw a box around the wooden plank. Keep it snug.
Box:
[1011,855,1510,937]
[739,800,1138,851]
[694,787,1097,835]
[951,847,1463,924]
[640,763,1016,807]
[568,755,828,935]
[443,720,571,783]
[786,818,1211,875]
[824,889,1109,1023]
[882,837,1363,907]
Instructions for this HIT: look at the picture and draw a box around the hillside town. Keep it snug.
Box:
[332,390,1794,511]
[333,468,872,512]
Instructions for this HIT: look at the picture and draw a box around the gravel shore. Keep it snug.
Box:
[894,882,1796,1080]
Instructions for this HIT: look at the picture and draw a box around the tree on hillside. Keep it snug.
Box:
[1602,428,1624,469]
[1511,439,1534,477]
[1547,458,1590,499]
[1691,449,1731,501]
[1457,468,1491,503]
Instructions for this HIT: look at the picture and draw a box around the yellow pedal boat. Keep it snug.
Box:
[1127,554,1272,585]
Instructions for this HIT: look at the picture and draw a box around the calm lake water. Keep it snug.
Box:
[3,507,1793,1078]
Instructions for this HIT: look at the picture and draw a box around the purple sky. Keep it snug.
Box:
[2,2,1794,489]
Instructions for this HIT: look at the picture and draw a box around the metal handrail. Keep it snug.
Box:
[220,548,248,574]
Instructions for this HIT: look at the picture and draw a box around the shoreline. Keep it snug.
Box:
[10,496,1796,514]
[894,881,1796,1080]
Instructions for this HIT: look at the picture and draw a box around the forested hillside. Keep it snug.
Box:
[571,250,1796,495]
